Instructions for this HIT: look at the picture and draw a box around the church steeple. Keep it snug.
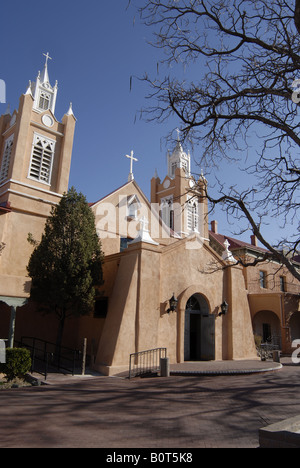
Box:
[0,54,75,196]
[30,53,58,115]
[167,131,191,179]
[151,135,209,240]
[39,53,51,84]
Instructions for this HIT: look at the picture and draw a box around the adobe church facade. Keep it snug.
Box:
[0,58,299,375]
[90,143,258,375]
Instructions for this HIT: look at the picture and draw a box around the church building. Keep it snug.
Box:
[0,55,76,344]
[0,58,299,376]
[90,141,258,375]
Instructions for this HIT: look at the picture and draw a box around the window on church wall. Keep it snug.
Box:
[94,297,108,318]
[171,162,177,177]
[187,198,198,232]
[161,197,174,229]
[0,135,14,184]
[279,276,286,292]
[120,237,132,252]
[259,271,267,289]
[38,91,51,111]
[128,202,138,219]
[182,160,188,174]
[127,195,141,220]
[28,133,55,185]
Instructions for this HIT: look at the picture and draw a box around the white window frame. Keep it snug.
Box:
[0,134,14,184]
[28,133,56,185]
[161,196,173,228]
[38,91,51,111]
[171,162,177,177]
[259,270,267,289]
[186,197,199,232]
[127,194,141,220]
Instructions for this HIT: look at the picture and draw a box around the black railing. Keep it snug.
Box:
[16,336,83,380]
[129,348,167,379]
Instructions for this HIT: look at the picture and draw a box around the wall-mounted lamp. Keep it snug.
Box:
[167,293,178,313]
[219,301,228,316]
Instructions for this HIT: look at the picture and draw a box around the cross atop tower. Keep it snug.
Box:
[43,52,52,66]
[126,150,138,182]
[32,53,58,114]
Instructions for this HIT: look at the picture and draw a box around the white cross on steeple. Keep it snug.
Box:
[126,150,138,182]
[43,52,52,66]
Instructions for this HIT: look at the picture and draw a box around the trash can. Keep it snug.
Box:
[160,357,170,377]
[273,350,280,363]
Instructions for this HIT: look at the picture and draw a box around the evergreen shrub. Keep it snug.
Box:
[0,348,31,381]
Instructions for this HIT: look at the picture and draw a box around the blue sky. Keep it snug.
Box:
[0,0,295,246]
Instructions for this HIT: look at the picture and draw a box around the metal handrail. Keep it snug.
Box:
[17,336,82,380]
[129,348,167,379]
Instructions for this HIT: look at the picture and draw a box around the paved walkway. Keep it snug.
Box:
[0,357,298,449]
[29,358,282,385]
[170,359,282,376]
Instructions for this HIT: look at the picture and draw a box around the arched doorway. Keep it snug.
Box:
[184,294,215,361]
[252,310,281,347]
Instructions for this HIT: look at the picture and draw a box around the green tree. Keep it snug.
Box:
[27,187,103,349]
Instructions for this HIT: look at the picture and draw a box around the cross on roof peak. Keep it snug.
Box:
[126,150,138,182]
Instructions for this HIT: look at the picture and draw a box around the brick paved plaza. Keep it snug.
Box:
[0,358,300,449]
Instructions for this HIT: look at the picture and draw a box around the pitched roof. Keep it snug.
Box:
[209,230,269,254]
[88,180,150,208]
[210,231,300,267]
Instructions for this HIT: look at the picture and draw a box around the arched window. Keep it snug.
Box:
[187,198,198,232]
[28,133,55,184]
[127,194,141,220]
[38,92,51,111]
[161,196,174,230]
[0,135,14,184]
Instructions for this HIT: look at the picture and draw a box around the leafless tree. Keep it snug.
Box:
[129,0,300,281]
[296,0,300,33]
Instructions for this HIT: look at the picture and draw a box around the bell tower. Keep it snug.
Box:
[151,137,209,240]
[0,54,76,299]
[31,52,58,115]
[0,53,76,200]
[167,136,191,179]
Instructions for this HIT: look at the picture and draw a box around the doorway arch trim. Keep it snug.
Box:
[176,286,212,363]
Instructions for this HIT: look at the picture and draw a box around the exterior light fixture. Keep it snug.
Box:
[168,293,178,313]
[219,301,228,316]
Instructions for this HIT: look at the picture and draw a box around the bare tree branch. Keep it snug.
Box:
[295,0,300,33]
[130,0,300,280]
